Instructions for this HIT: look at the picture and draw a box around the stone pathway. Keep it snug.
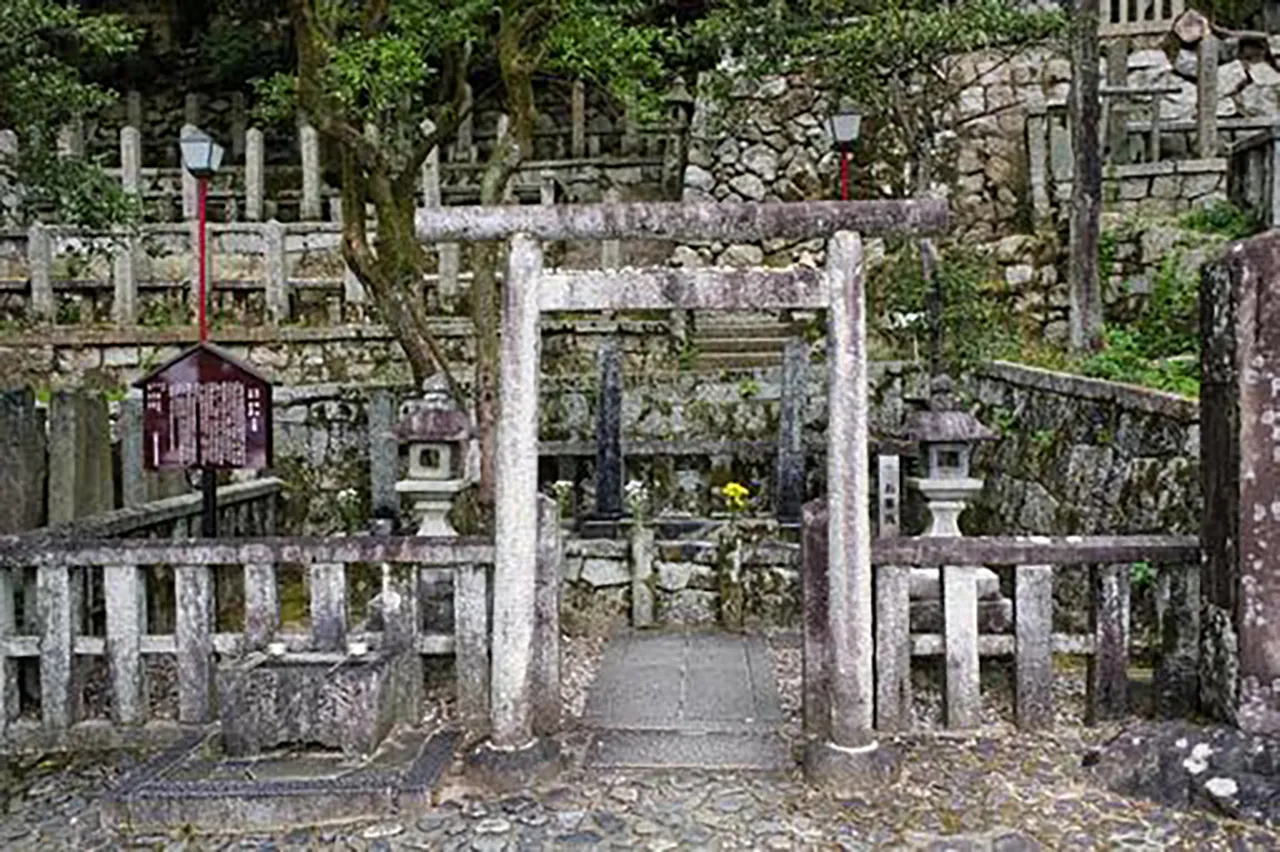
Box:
[582,631,790,772]
[4,635,1280,848]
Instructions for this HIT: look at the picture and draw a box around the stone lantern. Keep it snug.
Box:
[902,374,998,537]
[901,374,1009,630]
[394,376,472,536]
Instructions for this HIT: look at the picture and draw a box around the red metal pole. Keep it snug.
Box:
[198,176,208,343]
[840,146,850,201]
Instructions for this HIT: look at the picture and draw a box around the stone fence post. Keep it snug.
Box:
[27,223,53,322]
[299,120,322,221]
[245,128,265,222]
[1197,33,1220,158]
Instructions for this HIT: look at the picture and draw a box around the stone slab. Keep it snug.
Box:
[585,730,791,772]
[101,727,456,834]
[216,650,420,757]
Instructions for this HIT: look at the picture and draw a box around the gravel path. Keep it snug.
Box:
[1,632,1278,850]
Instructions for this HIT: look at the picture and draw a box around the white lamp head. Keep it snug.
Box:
[180,125,225,178]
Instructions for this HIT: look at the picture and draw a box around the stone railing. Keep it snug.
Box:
[0,533,530,753]
[42,478,283,541]
[13,82,688,224]
[0,199,633,327]
[1227,122,1280,231]
[802,520,1202,730]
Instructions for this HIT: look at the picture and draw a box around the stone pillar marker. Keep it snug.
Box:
[245,128,265,221]
[1202,231,1280,730]
[299,120,322,220]
[775,338,808,524]
[593,338,624,523]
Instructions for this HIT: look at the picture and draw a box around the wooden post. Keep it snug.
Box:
[801,499,830,741]
[874,563,911,731]
[1014,564,1053,729]
[28,223,53,322]
[532,494,563,735]
[245,128,265,222]
[943,564,980,729]
[1198,33,1220,158]
[1068,0,1103,352]
[1087,563,1130,723]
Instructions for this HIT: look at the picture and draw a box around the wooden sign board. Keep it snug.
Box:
[134,343,273,471]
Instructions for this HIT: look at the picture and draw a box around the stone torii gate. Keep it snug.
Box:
[415,199,948,785]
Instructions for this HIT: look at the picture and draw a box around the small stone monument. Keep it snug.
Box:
[394,375,473,536]
[901,375,1010,631]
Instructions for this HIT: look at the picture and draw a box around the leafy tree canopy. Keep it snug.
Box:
[0,0,141,227]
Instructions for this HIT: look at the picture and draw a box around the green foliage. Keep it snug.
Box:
[1130,560,1156,590]
[1180,200,1259,241]
[1077,328,1200,397]
[737,377,761,400]
[0,0,141,227]
[870,241,1015,368]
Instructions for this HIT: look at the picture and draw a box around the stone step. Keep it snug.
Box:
[693,352,784,371]
[584,729,793,772]
[696,337,793,355]
[694,323,804,341]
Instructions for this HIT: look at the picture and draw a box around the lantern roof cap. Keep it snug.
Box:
[901,374,998,443]
[394,374,472,442]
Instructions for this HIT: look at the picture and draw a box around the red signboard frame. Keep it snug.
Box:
[134,344,273,471]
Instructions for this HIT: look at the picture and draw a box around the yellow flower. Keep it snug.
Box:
[722,481,749,512]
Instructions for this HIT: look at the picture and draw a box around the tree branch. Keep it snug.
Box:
[288,0,387,173]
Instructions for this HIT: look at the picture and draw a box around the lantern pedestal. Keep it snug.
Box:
[906,474,1010,632]
[910,476,984,538]
[396,478,467,537]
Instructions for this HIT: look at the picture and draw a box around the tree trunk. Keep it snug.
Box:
[470,14,539,514]
[1068,0,1104,352]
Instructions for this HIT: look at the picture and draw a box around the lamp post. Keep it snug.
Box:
[826,100,861,201]
[180,126,225,536]
[180,126,225,344]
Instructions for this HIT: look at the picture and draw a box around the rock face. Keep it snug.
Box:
[1089,720,1280,829]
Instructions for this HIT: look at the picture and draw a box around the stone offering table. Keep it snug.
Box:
[217,649,420,757]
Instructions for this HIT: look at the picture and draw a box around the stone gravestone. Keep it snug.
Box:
[0,390,46,533]
[1202,232,1280,731]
